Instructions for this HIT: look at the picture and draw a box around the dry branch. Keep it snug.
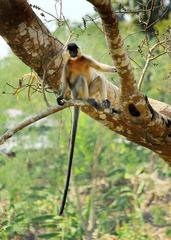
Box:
[0,100,85,145]
[138,40,171,90]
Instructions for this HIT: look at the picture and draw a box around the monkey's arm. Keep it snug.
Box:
[87,56,117,73]
[57,65,68,105]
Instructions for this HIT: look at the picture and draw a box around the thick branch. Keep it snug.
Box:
[87,0,138,99]
[0,0,63,90]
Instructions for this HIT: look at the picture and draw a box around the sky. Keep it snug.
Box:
[0,0,94,59]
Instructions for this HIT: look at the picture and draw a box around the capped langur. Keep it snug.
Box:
[57,43,117,215]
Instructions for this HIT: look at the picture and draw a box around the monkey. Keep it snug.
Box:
[57,43,117,215]
[57,42,117,107]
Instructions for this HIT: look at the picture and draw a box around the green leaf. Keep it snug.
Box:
[38,232,58,239]
[107,168,125,177]
[137,181,145,195]
[1,220,8,227]
[31,215,55,223]
[41,223,57,229]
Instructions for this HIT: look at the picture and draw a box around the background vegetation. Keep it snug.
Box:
[0,9,171,240]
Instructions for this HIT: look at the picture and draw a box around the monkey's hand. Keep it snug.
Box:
[102,99,111,109]
[57,95,65,105]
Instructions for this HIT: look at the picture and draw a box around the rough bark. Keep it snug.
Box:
[88,0,137,99]
[0,0,63,90]
[0,0,171,164]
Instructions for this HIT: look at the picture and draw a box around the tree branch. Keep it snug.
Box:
[138,40,169,90]
[0,0,63,90]
[0,100,86,145]
[87,0,138,99]
[138,57,150,90]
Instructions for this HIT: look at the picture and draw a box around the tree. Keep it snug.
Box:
[0,0,171,164]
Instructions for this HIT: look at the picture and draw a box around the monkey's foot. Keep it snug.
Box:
[57,96,65,105]
[112,108,120,114]
[87,98,101,110]
[112,67,117,72]
[102,99,111,109]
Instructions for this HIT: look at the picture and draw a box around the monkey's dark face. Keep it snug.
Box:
[67,43,79,59]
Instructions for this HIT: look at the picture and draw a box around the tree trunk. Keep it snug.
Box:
[0,0,171,164]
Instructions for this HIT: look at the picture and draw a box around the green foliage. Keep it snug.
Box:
[0,16,171,240]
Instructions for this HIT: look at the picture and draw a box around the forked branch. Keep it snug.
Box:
[138,40,171,90]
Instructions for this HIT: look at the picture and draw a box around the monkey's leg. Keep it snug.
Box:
[89,75,110,108]
[73,75,100,110]
[72,75,89,99]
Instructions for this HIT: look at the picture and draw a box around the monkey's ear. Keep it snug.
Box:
[62,50,70,62]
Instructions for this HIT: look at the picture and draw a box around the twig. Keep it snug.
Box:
[128,56,143,70]
[150,40,165,52]
[138,40,168,90]
[123,30,145,41]
[41,34,72,107]
[30,4,59,22]
[150,51,167,61]
[42,68,51,107]
[145,0,155,30]
[114,5,163,14]
[0,100,86,145]
[85,15,103,33]
[146,6,169,31]
[138,57,150,90]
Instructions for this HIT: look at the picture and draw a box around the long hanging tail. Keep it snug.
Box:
[59,106,80,215]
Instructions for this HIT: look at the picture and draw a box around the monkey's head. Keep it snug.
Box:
[66,43,81,60]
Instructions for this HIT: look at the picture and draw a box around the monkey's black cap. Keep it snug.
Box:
[67,43,79,51]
